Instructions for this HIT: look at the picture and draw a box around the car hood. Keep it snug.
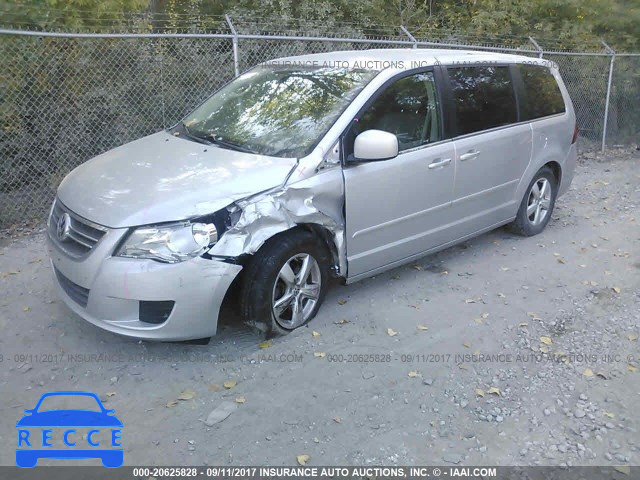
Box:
[57,131,298,228]
[16,410,123,427]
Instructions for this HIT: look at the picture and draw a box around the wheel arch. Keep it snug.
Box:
[544,160,562,185]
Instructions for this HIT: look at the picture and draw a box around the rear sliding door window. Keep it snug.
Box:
[517,64,566,120]
[447,66,517,135]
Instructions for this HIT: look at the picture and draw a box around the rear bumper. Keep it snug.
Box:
[47,232,243,341]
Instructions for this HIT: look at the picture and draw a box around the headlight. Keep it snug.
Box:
[117,222,218,263]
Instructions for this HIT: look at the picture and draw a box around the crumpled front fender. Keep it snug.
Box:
[208,166,346,276]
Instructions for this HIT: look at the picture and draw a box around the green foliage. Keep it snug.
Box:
[2,0,638,50]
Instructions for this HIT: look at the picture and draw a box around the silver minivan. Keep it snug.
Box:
[47,49,577,341]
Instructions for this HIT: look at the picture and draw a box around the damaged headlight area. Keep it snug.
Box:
[117,221,218,263]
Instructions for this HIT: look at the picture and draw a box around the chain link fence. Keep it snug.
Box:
[1,24,639,227]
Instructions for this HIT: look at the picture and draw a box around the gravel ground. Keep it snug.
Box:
[0,148,638,467]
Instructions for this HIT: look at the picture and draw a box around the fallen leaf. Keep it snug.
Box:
[497,292,506,298]
[416,324,429,331]
[296,454,310,466]
[337,299,347,305]
[528,312,542,321]
[582,368,594,377]
[23,306,30,312]
[465,299,476,303]
[614,466,630,475]
[166,400,178,408]
[312,331,321,338]
[627,333,639,341]
[258,340,272,349]
[333,416,342,424]
[106,392,116,397]
[387,328,398,337]
[458,363,469,370]
[223,380,237,389]
[481,313,489,319]
[627,364,638,373]
[519,322,528,327]
[539,345,550,353]
[604,411,615,418]
[408,370,419,378]
[474,318,483,324]
[540,336,553,345]
[314,352,326,358]
[557,258,566,264]
[475,388,485,397]
[487,387,501,396]
[596,372,608,379]
[178,389,195,401]
[500,266,510,272]
[411,264,422,271]
[612,286,621,294]
[207,384,221,392]
[205,401,237,426]
[463,341,471,348]
[235,396,246,404]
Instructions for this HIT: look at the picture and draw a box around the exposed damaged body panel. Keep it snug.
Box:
[209,156,347,277]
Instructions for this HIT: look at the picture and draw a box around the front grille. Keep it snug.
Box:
[53,267,90,308]
[49,200,108,258]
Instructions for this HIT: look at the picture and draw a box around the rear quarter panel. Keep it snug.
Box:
[514,66,577,204]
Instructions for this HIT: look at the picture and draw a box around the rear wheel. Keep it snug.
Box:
[511,166,557,236]
[240,229,330,336]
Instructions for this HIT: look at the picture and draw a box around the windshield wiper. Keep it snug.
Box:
[175,123,257,154]
[175,122,211,145]
[196,132,257,154]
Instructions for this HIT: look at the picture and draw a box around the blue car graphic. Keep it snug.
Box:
[16,391,123,468]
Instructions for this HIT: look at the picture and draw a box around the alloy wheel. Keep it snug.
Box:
[526,177,552,226]
[271,253,322,329]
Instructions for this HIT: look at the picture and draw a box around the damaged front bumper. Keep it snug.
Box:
[47,229,242,341]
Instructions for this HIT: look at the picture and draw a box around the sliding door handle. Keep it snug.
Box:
[459,150,480,161]
[428,158,452,169]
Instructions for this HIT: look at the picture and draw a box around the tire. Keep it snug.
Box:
[511,166,557,236]
[239,229,330,336]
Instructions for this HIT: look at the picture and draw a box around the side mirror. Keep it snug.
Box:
[352,130,398,162]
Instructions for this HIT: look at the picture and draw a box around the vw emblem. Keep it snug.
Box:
[56,213,71,242]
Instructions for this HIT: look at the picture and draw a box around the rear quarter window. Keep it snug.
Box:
[517,64,566,120]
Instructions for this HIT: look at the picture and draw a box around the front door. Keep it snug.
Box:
[343,70,456,278]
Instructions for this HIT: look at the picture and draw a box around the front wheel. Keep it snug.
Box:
[511,166,557,236]
[240,229,330,336]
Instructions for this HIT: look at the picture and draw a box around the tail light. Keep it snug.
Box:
[571,123,579,144]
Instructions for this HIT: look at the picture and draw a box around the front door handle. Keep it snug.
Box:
[459,150,480,161]
[428,158,452,169]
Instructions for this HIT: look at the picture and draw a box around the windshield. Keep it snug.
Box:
[181,65,379,158]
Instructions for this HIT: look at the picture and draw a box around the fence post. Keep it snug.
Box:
[601,41,616,152]
[529,36,543,58]
[225,14,240,77]
[400,25,417,49]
